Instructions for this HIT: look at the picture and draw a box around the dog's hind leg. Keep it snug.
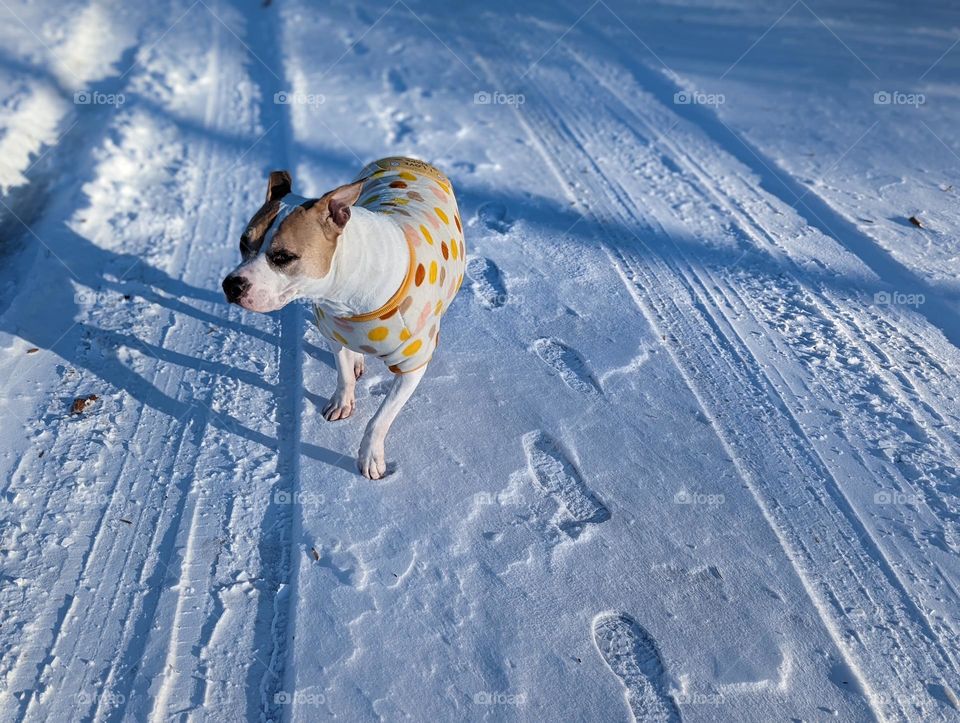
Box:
[322,344,363,421]
[358,365,427,479]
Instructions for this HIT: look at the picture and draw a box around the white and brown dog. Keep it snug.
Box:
[222,157,466,479]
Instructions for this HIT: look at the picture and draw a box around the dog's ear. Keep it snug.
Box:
[326,179,366,228]
[266,170,292,202]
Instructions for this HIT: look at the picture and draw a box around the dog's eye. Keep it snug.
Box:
[269,250,298,267]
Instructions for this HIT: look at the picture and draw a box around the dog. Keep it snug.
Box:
[222,157,466,479]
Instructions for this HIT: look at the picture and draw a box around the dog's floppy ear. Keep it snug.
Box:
[326,179,366,228]
[266,170,292,202]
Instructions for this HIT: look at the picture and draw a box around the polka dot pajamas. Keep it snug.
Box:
[312,157,466,374]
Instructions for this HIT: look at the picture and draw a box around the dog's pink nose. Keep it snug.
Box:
[222,275,249,304]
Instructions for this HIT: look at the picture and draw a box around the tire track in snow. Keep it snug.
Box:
[563,46,960,676]
[1,14,215,723]
[242,3,304,719]
[474,37,957,721]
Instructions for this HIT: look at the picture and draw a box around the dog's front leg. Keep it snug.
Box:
[358,365,427,479]
[322,345,364,421]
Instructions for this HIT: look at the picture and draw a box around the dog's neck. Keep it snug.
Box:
[301,206,409,317]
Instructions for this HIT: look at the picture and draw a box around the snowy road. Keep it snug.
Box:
[1,0,959,721]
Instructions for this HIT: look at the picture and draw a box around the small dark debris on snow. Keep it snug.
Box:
[120,518,132,525]
[909,215,924,228]
[123,294,132,301]
[38,450,44,458]
[311,547,320,561]
[71,394,99,415]
[26,347,39,354]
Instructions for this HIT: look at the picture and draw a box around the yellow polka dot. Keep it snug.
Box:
[333,332,349,345]
[399,328,411,341]
[435,301,443,315]
[360,194,380,206]
[402,339,423,357]
[420,225,434,245]
[367,326,389,342]
[435,207,448,224]
[437,180,451,195]
[428,261,438,283]
[399,171,417,181]
[391,197,410,205]
[450,239,458,260]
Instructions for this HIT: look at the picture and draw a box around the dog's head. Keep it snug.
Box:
[221,170,364,312]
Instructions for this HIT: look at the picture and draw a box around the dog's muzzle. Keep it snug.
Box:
[222,274,249,304]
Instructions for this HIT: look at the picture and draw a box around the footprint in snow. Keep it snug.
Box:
[466,256,508,308]
[532,338,602,397]
[476,201,512,233]
[522,430,609,538]
[593,613,681,722]
[384,68,406,93]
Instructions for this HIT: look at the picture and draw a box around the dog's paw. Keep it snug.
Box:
[358,439,386,479]
[354,356,365,380]
[322,389,355,421]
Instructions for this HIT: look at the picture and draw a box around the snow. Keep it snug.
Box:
[1,0,959,721]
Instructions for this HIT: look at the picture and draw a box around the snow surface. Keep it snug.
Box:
[1,0,959,721]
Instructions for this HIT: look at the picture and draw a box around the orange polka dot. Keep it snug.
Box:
[402,339,423,357]
[441,241,449,260]
[368,326,389,342]
[389,181,408,188]
[415,263,426,286]
[435,207,449,224]
[454,214,462,232]
[429,261,438,283]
